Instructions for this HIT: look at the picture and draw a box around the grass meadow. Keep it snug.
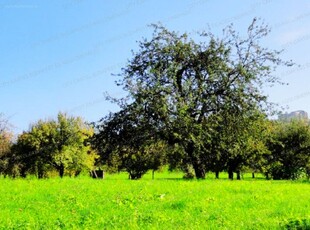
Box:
[0,171,309,229]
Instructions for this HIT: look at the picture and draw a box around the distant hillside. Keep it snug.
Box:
[278,110,309,121]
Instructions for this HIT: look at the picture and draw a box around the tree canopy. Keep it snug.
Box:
[94,18,293,179]
[8,113,97,178]
[266,119,310,179]
[93,106,167,179]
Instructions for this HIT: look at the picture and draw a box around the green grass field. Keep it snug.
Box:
[0,171,309,229]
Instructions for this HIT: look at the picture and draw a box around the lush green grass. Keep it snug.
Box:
[0,172,309,229]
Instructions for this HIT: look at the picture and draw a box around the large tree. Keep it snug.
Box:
[98,19,291,179]
[11,113,97,178]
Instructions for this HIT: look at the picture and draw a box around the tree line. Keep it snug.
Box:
[1,19,309,180]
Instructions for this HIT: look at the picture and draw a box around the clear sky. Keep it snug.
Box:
[1,0,310,133]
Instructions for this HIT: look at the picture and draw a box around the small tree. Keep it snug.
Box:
[266,120,310,180]
[12,113,97,178]
[0,114,13,176]
[93,106,167,180]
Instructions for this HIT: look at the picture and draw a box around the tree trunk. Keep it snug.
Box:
[236,171,241,180]
[152,170,155,180]
[130,174,142,180]
[59,164,65,178]
[215,171,219,179]
[37,169,44,179]
[37,163,45,179]
[20,169,27,178]
[187,142,205,179]
[252,172,255,179]
[192,161,206,179]
[38,172,43,179]
[75,170,81,177]
[228,168,234,180]
[129,171,142,180]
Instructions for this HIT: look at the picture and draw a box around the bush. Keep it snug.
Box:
[281,218,310,230]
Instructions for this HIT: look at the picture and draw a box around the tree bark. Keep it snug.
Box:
[59,164,65,178]
[20,169,27,178]
[236,171,241,180]
[252,172,255,179]
[129,172,142,180]
[75,170,81,177]
[37,168,44,179]
[228,168,234,180]
[192,161,206,179]
[187,142,205,179]
[38,172,43,179]
[215,171,219,179]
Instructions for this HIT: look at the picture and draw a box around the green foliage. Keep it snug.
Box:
[282,218,310,230]
[9,112,97,178]
[0,131,13,176]
[266,120,310,180]
[204,109,272,179]
[98,18,291,179]
[94,107,167,179]
[0,114,13,176]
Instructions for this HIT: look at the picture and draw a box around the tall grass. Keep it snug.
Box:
[0,172,309,229]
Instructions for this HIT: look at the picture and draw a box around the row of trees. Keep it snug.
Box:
[1,113,309,180]
[1,19,309,180]
[92,106,310,180]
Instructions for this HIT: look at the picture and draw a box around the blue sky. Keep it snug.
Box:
[1,0,310,133]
